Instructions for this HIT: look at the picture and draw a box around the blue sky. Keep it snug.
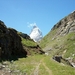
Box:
[0,0,75,36]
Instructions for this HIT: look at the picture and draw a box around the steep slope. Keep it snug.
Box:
[18,32,44,55]
[0,20,44,60]
[40,11,75,65]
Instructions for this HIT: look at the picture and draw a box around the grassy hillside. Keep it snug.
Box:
[40,31,75,57]
[40,29,57,49]
[21,37,37,47]
[18,32,37,47]
[40,12,75,65]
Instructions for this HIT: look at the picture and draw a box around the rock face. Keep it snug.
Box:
[53,55,62,63]
[19,32,30,40]
[0,20,27,59]
[52,11,75,36]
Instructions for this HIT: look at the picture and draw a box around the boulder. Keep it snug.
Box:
[53,55,62,63]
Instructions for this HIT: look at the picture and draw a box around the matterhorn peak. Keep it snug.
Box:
[29,25,43,42]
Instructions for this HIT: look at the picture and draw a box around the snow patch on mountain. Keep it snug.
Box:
[29,25,43,42]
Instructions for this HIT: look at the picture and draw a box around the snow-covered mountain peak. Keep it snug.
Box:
[29,25,43,42]
[33,25,37,28]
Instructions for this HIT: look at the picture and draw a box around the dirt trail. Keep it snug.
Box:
[32,59,43,75]
[31,58,53,75]
[43,62,53,75]
[33,62,41,75]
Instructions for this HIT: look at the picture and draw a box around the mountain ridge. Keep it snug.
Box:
[52,10,75,35]
[40,11,75,66]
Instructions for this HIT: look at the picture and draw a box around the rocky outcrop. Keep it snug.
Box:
[0,20,27,60]
[19,32,31,40]
[53,55,75,67]
[53,55,62,63]
[52,11,75,36]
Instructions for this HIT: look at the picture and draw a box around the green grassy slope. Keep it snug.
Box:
[18,32,37,47]
[40,30,75,61]
[2,55,75,75]
[44,55,75,75]
[18,32,44,55]
[21,37,37,47]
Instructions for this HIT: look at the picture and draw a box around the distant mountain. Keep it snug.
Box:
[29,25,43,42]
[40,11,75,67]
